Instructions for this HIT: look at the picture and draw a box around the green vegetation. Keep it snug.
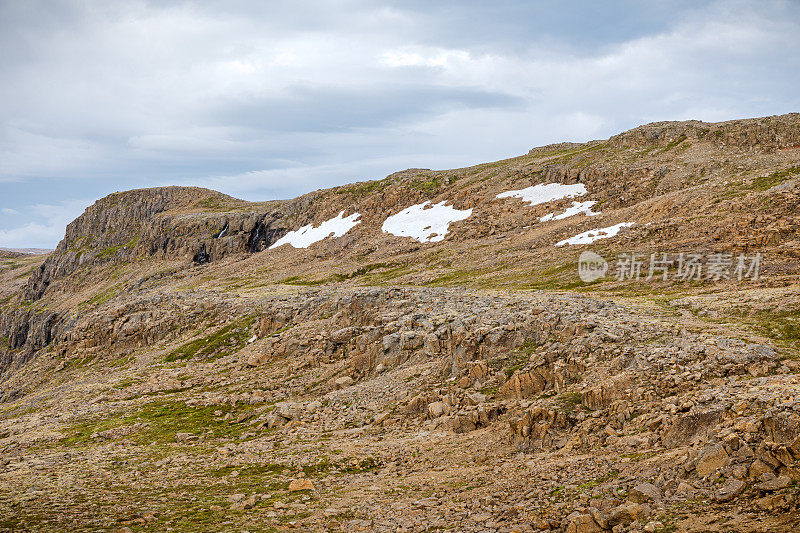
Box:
[749,166,800,190]
[97,235,140,259]
[165,315,256,362]
[60,400,256,446]
[210,463,287,479]
[487,340,537,378]
[279,261,407,286]
[577,470,619,491]
[731,308,800,344]
[194,197,226,210]
[423,268,480,287]
[300,456,381,476]
[79,284,121,309]
[336,178,391,196]
[662,134,687,152]
[410,174,459,191]
[556,391,583,413]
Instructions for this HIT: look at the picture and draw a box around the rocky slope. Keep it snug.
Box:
[0,114,799,532]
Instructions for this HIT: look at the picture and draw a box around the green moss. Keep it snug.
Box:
[210,463,287,478]
[279,262,406,286]
[750,166,800,190]
[423,269,479,287]
[730,308,800,344]
[410,175,458,191]
[557,391,583,413]
[577,470,619,491]
[661,134,687,152]
[336,178,391,196]
[60,400,255,446]
[96,235,139,259]
[194,197,225,210]
[165,315,256,362]
[79,284,121,309]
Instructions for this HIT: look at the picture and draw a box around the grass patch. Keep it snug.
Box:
[165,315,256,362]
[410,174,459,191]
[280,262,407,286]
[577,470,619,491]
[210,463,287,479]
[750,166,800,190]
[336,178,391,197]
[79,284,121,309]
[60,400,255,446]
[557,391,583,413]
[96,235,140,259]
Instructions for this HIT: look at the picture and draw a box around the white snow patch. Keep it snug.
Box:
[496,183,587,206]
[555,222,635,246]
[382,201,472,243]
[540,201,600,222]
[269,211,361,249]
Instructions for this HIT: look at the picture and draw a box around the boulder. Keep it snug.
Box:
[628,482,661,504]
[608,503,644,527]
[288,478,315,492]
[334,376,355,389]
[696,444,729,477]
[756,475,792,492]
[713,478,746,502]
[427,401,450,419]
[565,512,603,533]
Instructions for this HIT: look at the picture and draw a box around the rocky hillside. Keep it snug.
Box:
[0,114,799,532]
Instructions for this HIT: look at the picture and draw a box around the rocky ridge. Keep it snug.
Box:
[0,114,799,532]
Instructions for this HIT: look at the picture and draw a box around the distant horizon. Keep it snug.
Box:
[2,0,799,249]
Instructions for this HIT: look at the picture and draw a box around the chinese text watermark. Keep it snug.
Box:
[578,251,761,283]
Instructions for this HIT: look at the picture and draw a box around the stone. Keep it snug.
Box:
[608,503,643,527]
[565,512,603,533]
[334,376,355,389]
[756,475,792,492]
[276,402,302,420]
[713,478,746,502]
[427,401,450,419]
[643,522,664,533]
[465,392,487,405]
[749,459,774,478]
[628,482,661,504]
[756,494,784,511]
[695,444,729,477]
[288,478,315,492]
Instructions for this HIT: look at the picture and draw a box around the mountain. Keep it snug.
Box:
[0,114,799,532]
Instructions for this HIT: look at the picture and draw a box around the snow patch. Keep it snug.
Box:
[556,222,635,246]
[269,211,361,249]
[540,201,600,222]
[496,183,587,206]
[382,201,472,243]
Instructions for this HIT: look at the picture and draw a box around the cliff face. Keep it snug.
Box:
[24,187,292,300]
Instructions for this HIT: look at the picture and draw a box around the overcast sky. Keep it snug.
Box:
[1,0,799,248]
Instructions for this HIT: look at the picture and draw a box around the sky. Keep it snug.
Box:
[1,0,799,249]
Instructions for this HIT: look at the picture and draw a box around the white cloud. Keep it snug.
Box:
[0,199,89,249]
[0,0,798,248]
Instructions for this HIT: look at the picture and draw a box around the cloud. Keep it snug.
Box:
[0,0,798,247]
[0,199,90,249]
